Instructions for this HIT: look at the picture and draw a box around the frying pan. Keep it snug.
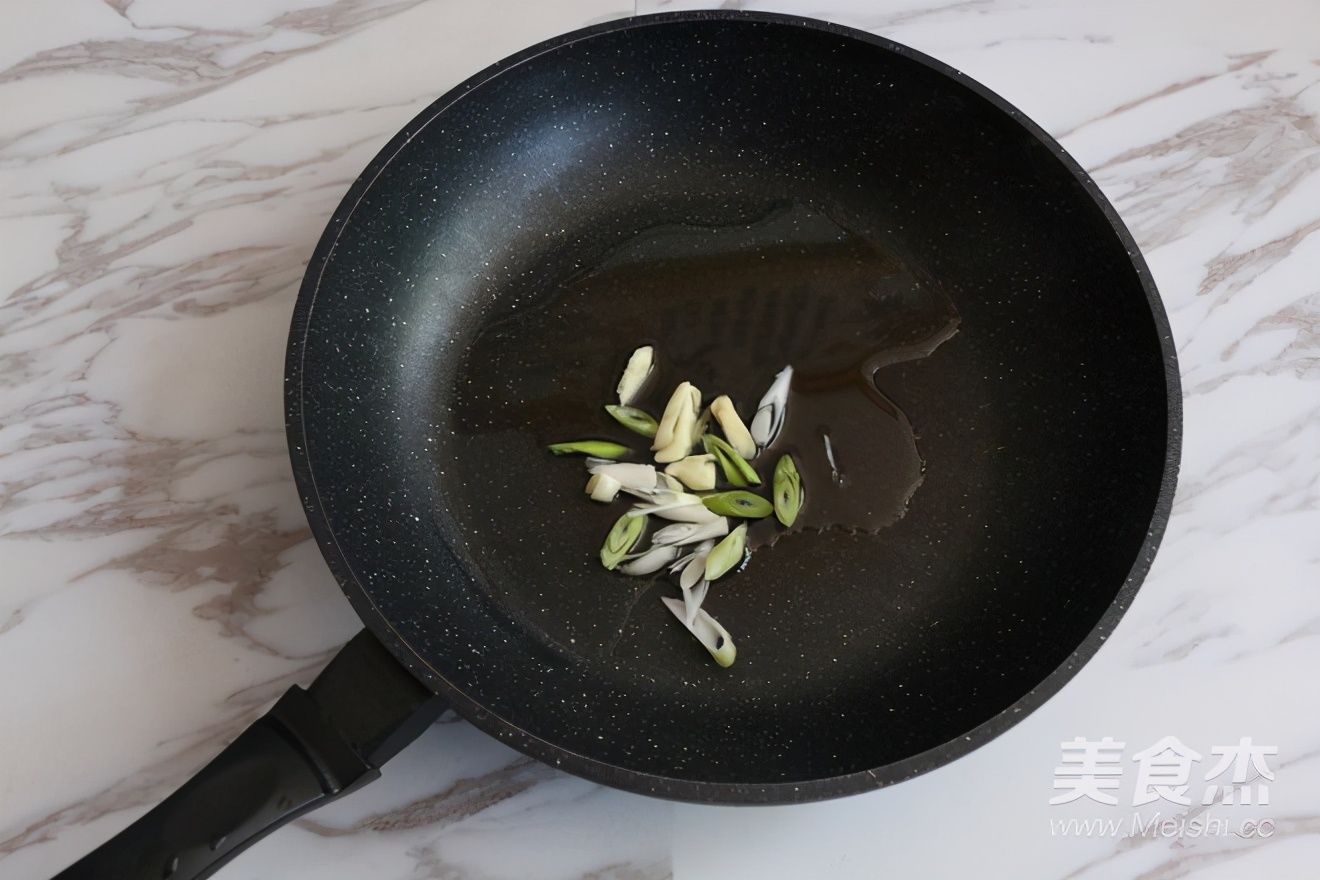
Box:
[56,10,1179,879]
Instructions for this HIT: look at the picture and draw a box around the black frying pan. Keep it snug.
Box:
[58,11,1179,879]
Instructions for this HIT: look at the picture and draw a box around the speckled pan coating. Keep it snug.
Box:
[285,11,1180,804]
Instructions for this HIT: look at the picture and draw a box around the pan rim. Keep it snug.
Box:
[285,9,1182,804]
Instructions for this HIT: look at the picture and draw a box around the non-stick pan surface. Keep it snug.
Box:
[288,11,1179,802]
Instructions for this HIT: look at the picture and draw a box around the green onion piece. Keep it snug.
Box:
[773,453,802,527]
[704,523,748,581]
[700,491,772,519]
[603,405,658,438]
[661,596,736,667]
[548,440,631,459]
[701,434,760,487]
[600,511,646,570]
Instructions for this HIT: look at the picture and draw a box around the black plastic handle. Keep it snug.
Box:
[54,631,445,880]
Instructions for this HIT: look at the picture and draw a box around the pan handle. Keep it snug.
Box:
[53,630,446,880]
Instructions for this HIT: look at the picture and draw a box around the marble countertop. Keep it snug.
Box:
[2,1,1317,878]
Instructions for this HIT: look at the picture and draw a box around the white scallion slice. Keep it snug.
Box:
[619,545,680,576]
[680,546,711,590]
[669,538,715,576]
[661,597,735,667]
[683,579,709,626]
[652,519,728,548]
[622,486,700,505]
[629,501,721,523]
[604,404,658,438]
[600,512,645,570]
[749,365,793,453]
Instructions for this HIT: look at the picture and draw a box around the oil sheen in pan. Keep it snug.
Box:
[447,202,959,653]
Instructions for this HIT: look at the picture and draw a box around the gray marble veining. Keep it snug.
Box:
[1,0,1317,878]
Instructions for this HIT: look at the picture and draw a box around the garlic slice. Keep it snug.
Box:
[661,597,736,667]
[664,454,717,491]
[652,382,700,463]
[585,472,621,503]
[616,345,655,405]
[652,382,690,451]
[710,395,756,459]
[749,365,793,453]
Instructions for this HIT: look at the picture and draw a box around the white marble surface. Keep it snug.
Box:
[1,0,1317,878]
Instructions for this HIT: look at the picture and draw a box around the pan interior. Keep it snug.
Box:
[298,17,1170,786]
